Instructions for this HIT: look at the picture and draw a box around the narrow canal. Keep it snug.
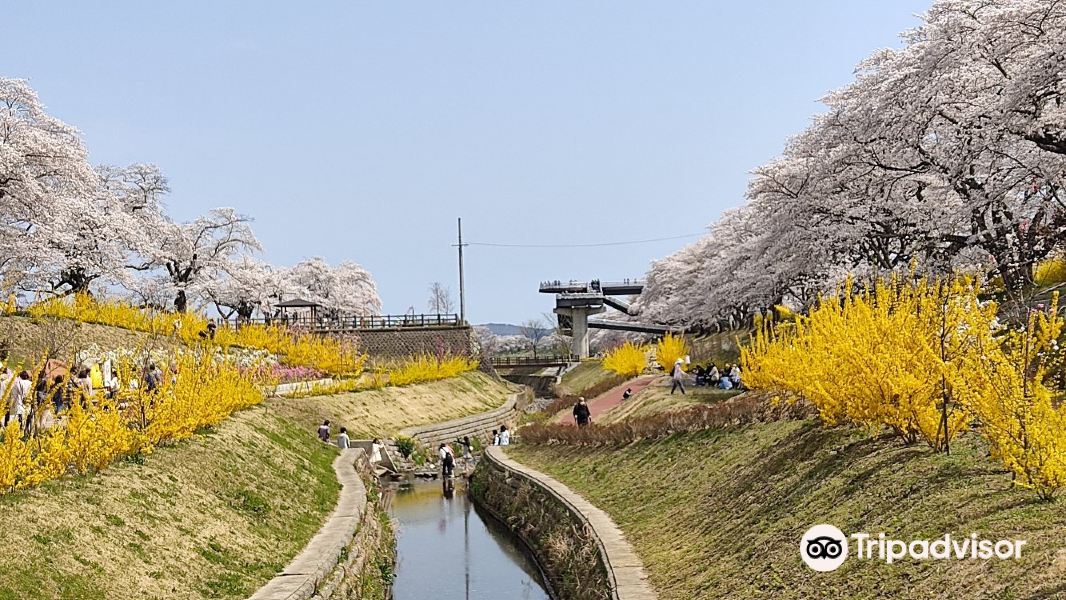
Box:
[387,478,551,600]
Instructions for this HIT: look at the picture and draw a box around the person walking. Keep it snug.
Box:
[336,427,350,449]
[459,435,473,461]
[370,438,384,464]
[439,443,455,478]
[671,359,686,395]
[50,375,66,415]
[8,370,31,430]
[573,397,592,427]
[498,425,511,445]
[317,420,331,442]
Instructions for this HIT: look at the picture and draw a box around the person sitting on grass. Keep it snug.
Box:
[317,419,331,442]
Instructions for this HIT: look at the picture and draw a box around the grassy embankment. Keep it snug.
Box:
[0,317,513,599]
[596,382,740,424]
[555,360,623,398]
[509,420,1066,599]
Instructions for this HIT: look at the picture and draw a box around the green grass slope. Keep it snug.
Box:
[0,407,339,600]
[509,421,1065,599]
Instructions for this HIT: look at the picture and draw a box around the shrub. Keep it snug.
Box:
[655,333,688,372]
[0,351,263,494]
[742,274,1066,500]
[27,294,366,376]
[603,342,648,378]
[519,393,812,446]
[394,436,416,459]
[1034,256,1066,287]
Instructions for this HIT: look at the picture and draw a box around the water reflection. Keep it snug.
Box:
[389,479,550,600]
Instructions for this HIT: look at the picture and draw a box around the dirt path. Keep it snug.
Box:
[555,375,657,425]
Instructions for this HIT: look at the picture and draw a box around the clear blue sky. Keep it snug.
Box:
[3,1,929,324]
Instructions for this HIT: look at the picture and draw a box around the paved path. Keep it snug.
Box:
[249,449,368,600]
[488,447,658,599]
[555,376,656,425]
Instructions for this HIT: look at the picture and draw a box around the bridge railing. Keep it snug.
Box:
[214,313,462,332]
[488,354,576,367]
[539,279,645,293]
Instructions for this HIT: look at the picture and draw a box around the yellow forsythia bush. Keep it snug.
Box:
[386,355,479,387]
[603,342,648,378]
[655,333,688,372]
[28,294,366,375]
[1034,256,1066,287]
[0,353,263,494]
[283,354,478,398]
[742,274,1066,499]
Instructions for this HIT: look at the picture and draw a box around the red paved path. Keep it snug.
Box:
[556,375,656,425]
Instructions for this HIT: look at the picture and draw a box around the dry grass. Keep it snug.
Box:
[510,423,1066,599]
[0,315,177,364]
[270,371,516,438]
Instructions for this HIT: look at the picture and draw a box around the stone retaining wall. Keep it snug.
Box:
[470,447,657,600]
[248,449,392,600]
[398,387,533,448]
[338,326,476,359]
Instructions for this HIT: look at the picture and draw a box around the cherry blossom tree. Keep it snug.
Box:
[640,0,1066,328]
[288,257,381,316]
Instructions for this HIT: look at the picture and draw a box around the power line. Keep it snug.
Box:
[466,232,704,249]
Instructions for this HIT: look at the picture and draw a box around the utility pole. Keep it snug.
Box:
[456,217,468,325]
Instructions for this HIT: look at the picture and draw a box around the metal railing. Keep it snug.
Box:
[488,354,576,367]
[214,313,462,332]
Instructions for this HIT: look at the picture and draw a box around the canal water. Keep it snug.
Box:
[388,478,551,600]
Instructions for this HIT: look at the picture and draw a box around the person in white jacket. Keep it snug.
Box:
[8,370,32,429]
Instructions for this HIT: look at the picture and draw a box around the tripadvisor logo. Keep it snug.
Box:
[800,524,1027,572]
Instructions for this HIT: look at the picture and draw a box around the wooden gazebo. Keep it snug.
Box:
[275,298,322,326]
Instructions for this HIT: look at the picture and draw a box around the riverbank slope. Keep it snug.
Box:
[509,420,1066,599]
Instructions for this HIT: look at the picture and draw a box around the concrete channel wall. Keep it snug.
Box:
[248,449,389,600]
[471,447,657,600]
[398,388,533,448]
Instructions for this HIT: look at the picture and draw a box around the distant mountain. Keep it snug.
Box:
[477,323,551,337]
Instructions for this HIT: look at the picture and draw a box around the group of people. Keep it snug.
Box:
[315,419,513,479]
[0,353,144,436]
[692,363,743,390]
[671,359,742,395]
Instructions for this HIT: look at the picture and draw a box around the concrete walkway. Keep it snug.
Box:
[248,448,368,600]
[488,447,657,600]
[555,376,656,425]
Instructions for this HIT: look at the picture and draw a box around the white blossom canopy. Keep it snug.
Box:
[639,0,1066,328]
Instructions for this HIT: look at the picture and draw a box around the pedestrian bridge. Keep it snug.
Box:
[540,279,682,358]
